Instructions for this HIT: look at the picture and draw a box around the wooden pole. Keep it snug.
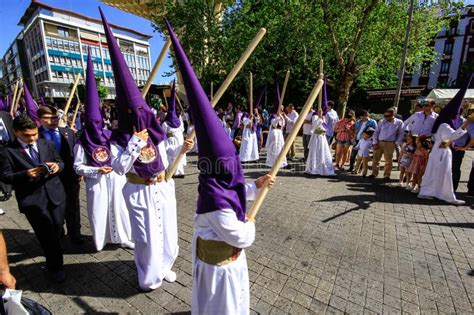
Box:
[278,70,290,114]
[70,90,82,129]
[318,59,324,113]
[141,38,171,98]
[175,94,185,114]
[13,86,24,115]
[162,90,169,108]
[249,72,253,115]
[62,74,82,125]
[165,28,267,180]
[247,78,324,220]
[210,81,214,101]
[10,80,20,116]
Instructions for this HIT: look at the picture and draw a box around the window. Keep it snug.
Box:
[58,27,69,37]
[444,41,453,54]
[440,61,450,73]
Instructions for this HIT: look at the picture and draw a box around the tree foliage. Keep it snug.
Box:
[150,0,463,115]
[75,76,109,103]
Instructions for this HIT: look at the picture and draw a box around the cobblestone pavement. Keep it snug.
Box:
[0,140,473,314]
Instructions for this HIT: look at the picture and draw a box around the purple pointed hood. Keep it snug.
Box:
[254,87,265,110]
[100,7,166,178]
[322,78,328,115]
[23,83,40,125]
[432,73,473,134]
[78,50,112,167]
[0,97,5,111]
[165,17,247,221]
[164,81,181,128]
[273,83,281,114]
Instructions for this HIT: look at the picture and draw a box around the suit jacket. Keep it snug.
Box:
[0,138,65,212]
[0,111,16,144]
[39,126,79,181]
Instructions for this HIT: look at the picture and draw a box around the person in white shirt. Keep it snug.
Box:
[302,108,314,161]
[325,101,339,145]
[352,128,374,177]
[403,102,438,136]
[283,104,299,160]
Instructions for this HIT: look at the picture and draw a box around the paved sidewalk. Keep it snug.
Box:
[0,143,473,314]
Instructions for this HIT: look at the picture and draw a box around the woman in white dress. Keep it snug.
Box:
[74,51,133,252]
[239,112,259,162]
[265,108,287,168]
[418,75,473,205]
[305,112,335,176]
[162,82,186,177]
[418,119,472,204]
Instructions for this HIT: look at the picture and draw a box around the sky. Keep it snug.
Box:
[0,0,174,84]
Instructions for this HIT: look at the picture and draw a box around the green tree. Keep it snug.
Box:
[74,75,109,103]
[150,1,462,115]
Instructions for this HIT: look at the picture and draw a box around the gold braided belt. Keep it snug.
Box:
[126,172,165,186]
[196,237,242,266]
[439,141,451,149]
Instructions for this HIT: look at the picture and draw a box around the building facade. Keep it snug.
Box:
[1,1,152,101]
[407,6,474,89]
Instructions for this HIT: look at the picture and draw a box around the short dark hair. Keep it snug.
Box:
[13,114,38,131]
[385,107,396,114]
[37,105,57,118]
[327,101,335,108]
[361,110,369,116]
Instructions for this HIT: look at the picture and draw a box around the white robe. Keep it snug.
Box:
[111,135,179,290]
[305,115,335,176]
[239,117,259,162]
[73,143,132,251]
[163,121,186,176]
[419,123,467,203]
[265,116,287,168]
[192,183,258,315]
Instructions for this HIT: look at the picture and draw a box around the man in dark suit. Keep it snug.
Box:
[0,110,15,202]
[37,106,83,244]
[0,114,66,282]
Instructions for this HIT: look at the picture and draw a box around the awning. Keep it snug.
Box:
[425,89,474,104]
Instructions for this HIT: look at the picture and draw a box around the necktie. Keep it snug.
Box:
[48,129,61,153]
[27,144,40,165]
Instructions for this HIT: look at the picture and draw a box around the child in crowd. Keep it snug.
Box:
[352,128,374,177]
[407,136,430,193]
[398,133,416,187]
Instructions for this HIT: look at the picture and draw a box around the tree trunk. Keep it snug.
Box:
[335,71,354,117]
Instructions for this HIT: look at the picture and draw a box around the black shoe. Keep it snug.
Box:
[368,175,376,179]
[348,167,354,173]
[69,235,85,244]
[50,269,66,283]
[383,177,391,182]
[173,174,185,179]
[0,193,11,202]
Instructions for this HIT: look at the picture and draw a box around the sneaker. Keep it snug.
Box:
[411,187,419,193]
[417,194,434,200]
[164,271,177,283]
[448,200,465,206]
